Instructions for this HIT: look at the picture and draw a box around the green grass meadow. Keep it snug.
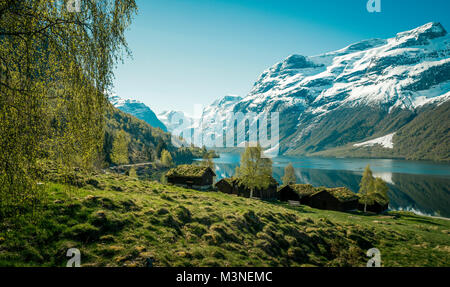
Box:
[1,173,449,267]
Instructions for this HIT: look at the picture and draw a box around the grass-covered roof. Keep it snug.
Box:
[235,176,278,187]
[218,177,237,185]
[369,194,390,206]
[287,184,318,196]
[320,187,359,202]
[166,165,215,178]
[218,176,278,188]
[284,184,358,202]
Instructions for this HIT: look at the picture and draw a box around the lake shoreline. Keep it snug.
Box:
[212,153,450,219]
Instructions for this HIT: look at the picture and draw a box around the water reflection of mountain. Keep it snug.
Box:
[388,173,450,217]
[214,163,450,218]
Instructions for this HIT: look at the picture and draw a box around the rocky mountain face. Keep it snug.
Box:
[162,23,450,160]
[109,94,167,132]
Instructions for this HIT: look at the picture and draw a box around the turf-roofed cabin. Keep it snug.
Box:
[215,177,278,200]
[278,184,358,212]
[358,200,389,213]
[166,165,216,190]
[308,187,358,211]
[277,184,317,204]
[215,178,238,195]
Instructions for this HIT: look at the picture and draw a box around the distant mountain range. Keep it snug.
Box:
[109,94,167,132]
[158,22,450,161]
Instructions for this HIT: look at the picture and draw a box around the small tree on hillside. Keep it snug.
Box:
[160,174,168,184]
[161,149,173,167]
[156,138,167,159]
[237,145,273,198]
[359,164,390,212]
[128,167,137,178]
[111,130,130,165]
[234,166,241,178]
[359,165,375,212]
[282,163,296,185]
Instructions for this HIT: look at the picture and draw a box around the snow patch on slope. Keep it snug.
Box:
[354,133,395,149]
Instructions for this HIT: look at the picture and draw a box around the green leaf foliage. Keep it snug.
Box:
[282,163,296,185]
[0,0,137,217]
[236,145,273,196]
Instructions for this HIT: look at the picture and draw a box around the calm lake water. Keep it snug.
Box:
[211,153,450,218]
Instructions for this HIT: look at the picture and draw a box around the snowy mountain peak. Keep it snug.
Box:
[109,94,140,107]
[280,54,320,70]
[242,22,450,114]
[332,38,388,55]
[161,23,449,157]
[212,94,243,107]
[108,94,167,131]
[393,22,447,46]
[396,22,446,40]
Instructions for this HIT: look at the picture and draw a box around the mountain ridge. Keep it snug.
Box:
[161,22,450,160]
[109,94,167,132]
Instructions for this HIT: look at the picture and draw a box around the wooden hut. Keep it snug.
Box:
[166,165,216,190]
[277,184,317,203]
[278,185,301,202]
[358,200,389,213]
[307,187,358,211]
[215,178,237,195]
[215,176,278,200]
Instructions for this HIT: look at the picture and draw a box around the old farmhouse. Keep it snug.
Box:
[277,184,317,203]
[308,187,359,211]
[358,200,389,213]
[166,165,216,190]
[278,184,359,212]
[215,178,238,195]
[215,177,278,200]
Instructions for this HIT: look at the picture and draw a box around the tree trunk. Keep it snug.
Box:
[364,203,367,213]
[250,187,254,198]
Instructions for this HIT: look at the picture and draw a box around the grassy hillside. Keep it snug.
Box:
[307,144,400,159]
[103,105,173,165]
[1,173,449,267]
[394,101,450,162]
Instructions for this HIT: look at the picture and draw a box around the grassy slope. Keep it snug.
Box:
[0,174,449,267]
[394,101,450,162]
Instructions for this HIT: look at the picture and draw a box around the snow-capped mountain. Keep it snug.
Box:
[158,94,243,146]
[158,110,194,133]
[229,22,449,156]
[241,22,449,113]
[109,94,167,132]
[161,23,450,160]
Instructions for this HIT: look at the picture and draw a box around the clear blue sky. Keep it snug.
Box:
[112,0,450,115]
